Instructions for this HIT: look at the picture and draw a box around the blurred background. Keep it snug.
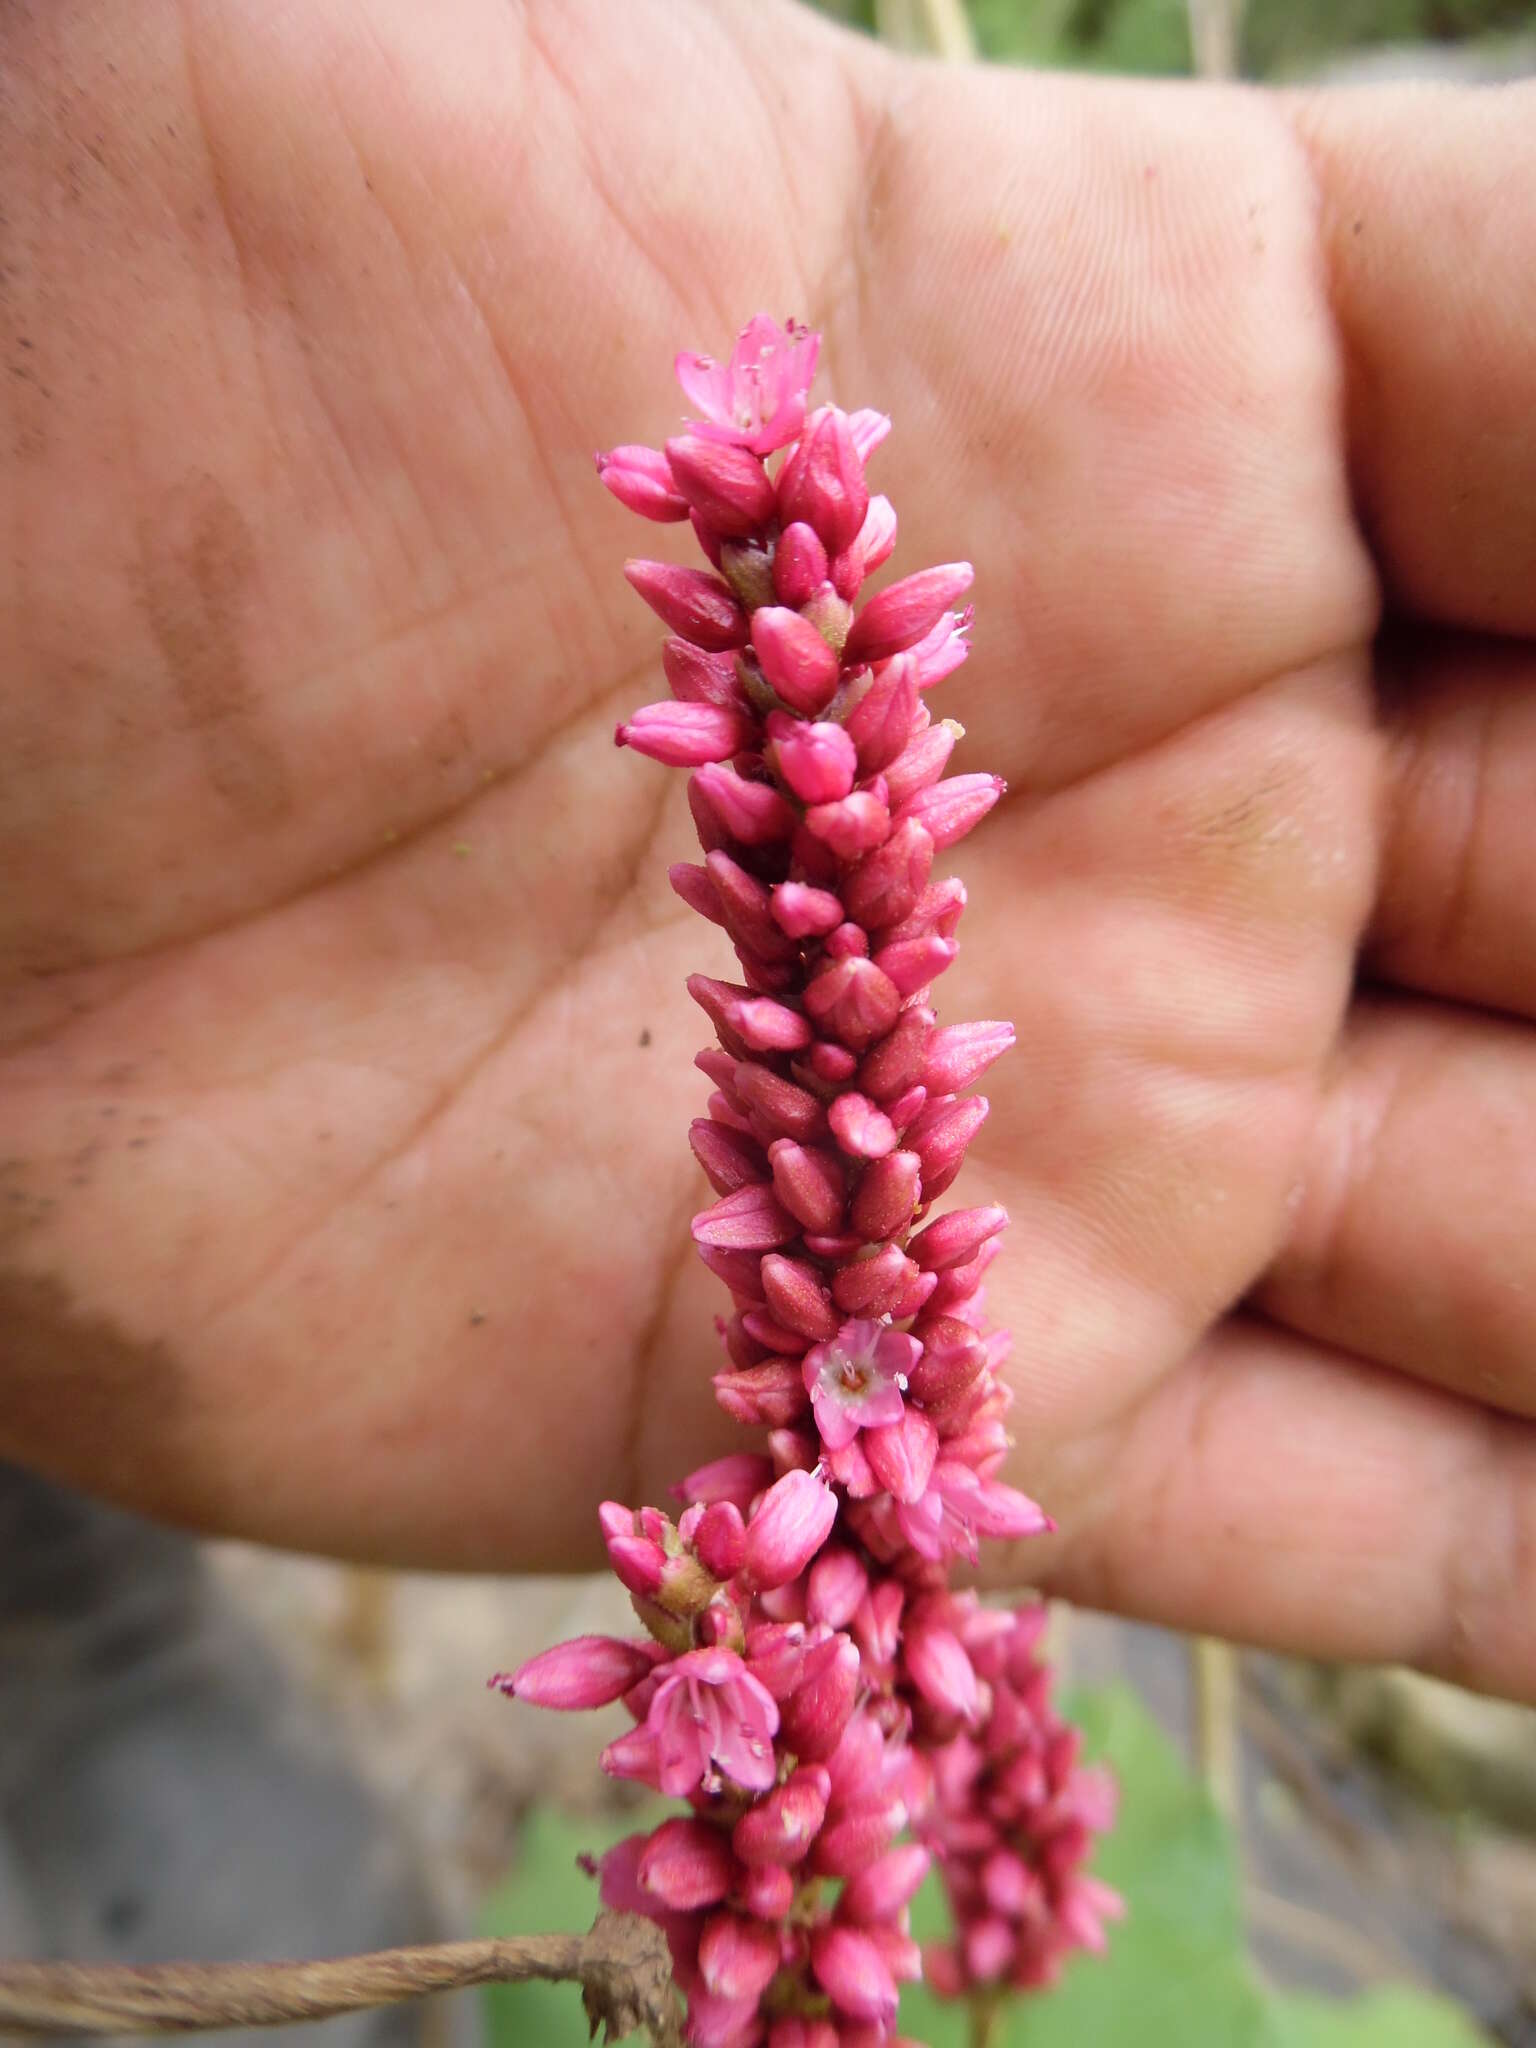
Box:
[5,4,1534,2047]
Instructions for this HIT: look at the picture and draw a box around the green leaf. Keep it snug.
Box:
[1262,1987,1493,2048]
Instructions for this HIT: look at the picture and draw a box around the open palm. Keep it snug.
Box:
[4,0,1534,1697]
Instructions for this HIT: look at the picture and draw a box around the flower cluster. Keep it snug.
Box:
[494,316,1117,2046]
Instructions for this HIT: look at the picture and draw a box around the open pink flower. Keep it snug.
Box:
[647,1646,781,1797]
[801,1319,920,1452]
[675,315,820,455]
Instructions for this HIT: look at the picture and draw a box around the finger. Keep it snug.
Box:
[1292,85,1536,635]
[1005,1315,1536,1703]
[1255,995,1536,1418]
[837,64,1378,793]
[1367,630,1536,1021]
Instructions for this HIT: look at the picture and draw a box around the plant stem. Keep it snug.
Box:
[0,1914,680,2045]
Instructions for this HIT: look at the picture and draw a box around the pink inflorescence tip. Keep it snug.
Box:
[497,314,1116,2047]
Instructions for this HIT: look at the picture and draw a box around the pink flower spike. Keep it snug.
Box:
[772,521,829,608]
[921,1020,1017,1095]
[646,1645,780,1797]
[899,772,1006,851]
[827,1091,897,1160]
[909,1204,1008,1272]
[615,700,753,767]
[777,406,870,554]
[675,314,819,455]
[801,1320,918,1453]
[742,1468,839,1590]
[638,1816,736,1911]
[770,880,845,939]
[768,714,857,804]
[664,430,776,536]
[693,1183,800,1251]
[624,559,748,651]
[751,605,841,716]
[810,1926,899,2026]
[492,1634,656,1711]
[594,443,687,522]
[844,563,976,667]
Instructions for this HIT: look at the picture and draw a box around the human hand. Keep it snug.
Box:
[3,0,1533,1694]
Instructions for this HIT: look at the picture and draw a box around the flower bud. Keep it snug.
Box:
[871,934,957,997]
[699,1910,782,2002]
[803,790,890,862]
[742,1469,839,1590]
[827,1091,896,1160]
[615,699,753,766]
[921,1020,1016,1095]
[849,1150,922,1242]
[674,1453,774,1512]
[779,1635,860,1760]
[810,1925,899,2026]
[752,604,841,714]
[665,431,776,535]
[735,1062,830,1143]
[908,1204,1008,1272]
[841,817,935,932]
[713,1359,812,1428]
[898,772,1005,850]
[806,1546,869,1631]
[694,1499,748,1578]
[732,1765,830,1866]
[689,1118,769,1197]
[761,1254,842,1341]
[594,444,687,521]
[856,1005,934,1102]
[691,763,797,844]
[831,1244,922,1318]
[772,521,829,607]
[843,563,974,666]
[903,1095,988,1200]
[905,1623,980,1721]
[767,1139,846,1234]
[493,1634,656,1711]
[770,881,845,940]
[625,559,749,650]
[638,1816,736,1910]
[767,713,857,804]
[844,655,919,775]
[803,957,902,1053]
[693,1183,801,1251]
[863,1407,939,1505]
[777,406,869,554]
[663,635,747,708]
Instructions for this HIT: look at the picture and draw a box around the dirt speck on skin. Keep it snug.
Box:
[0,1269,186,1495]
[137,475,292,827]
[638,1028,651,1048]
